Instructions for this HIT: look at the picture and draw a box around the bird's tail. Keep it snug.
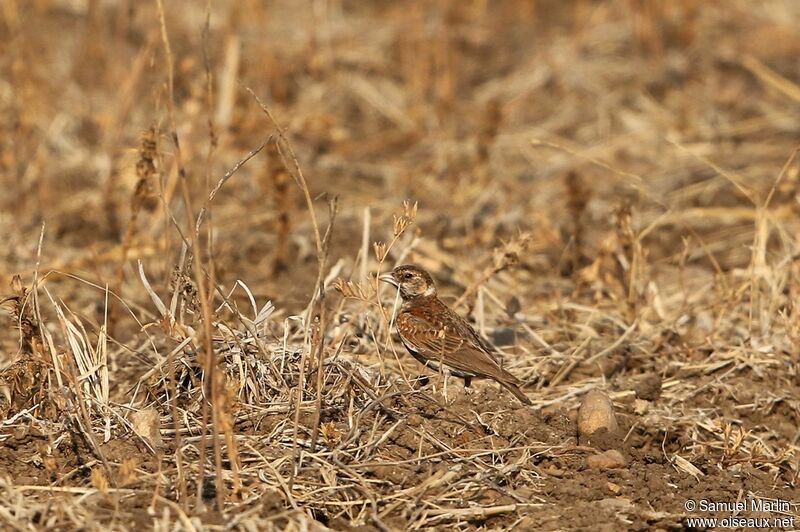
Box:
[498,376,531,406]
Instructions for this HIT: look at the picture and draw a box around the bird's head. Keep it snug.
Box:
[379,264,436,300]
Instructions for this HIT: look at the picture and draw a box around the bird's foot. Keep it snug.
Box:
[410,375,430,389]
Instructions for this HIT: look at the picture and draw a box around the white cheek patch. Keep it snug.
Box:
[423,285,436,296]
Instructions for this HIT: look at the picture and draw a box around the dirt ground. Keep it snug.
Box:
[1,0,799,530]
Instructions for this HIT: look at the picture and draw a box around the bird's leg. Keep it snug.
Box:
[462,376,475,396]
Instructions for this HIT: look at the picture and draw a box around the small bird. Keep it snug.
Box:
[379,264,531,405]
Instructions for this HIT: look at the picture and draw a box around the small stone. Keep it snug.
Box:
[606,481,622,494]
[130,407,163,450]
[492,327,516,346]
[587,449,627,470]
[634,398,650,415]
[598,497,633,509]
[577,389,619,438]
[545,465,565,478]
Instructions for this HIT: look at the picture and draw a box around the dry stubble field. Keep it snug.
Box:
[1,0,799,530]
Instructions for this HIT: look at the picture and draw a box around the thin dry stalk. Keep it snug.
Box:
[155,0,213,509]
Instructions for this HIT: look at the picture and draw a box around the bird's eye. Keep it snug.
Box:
[403,272,413,279]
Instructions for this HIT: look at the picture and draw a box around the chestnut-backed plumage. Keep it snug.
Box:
[379,264,531,405]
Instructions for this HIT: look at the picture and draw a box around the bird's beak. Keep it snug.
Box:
[378,273,398,287]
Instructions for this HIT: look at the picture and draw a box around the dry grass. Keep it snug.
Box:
[1,0,800,529]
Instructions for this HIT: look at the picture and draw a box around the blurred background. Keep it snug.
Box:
[1,0,799,342]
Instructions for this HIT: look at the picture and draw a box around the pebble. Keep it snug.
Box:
[577,389,619,437]
[587,449,627,470]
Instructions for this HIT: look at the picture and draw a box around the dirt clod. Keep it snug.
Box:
[587,450,627,470]
[634,374,662,401]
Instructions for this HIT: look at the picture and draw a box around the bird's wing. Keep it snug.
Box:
[451,311,500,358]
[396,310,513,382]
[395,311,470,357]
